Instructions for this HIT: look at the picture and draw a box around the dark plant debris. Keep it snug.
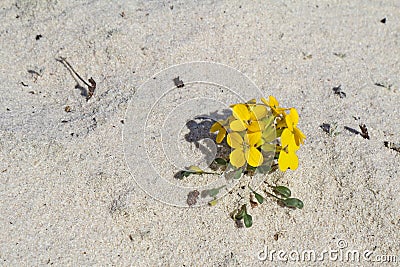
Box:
[384,141,400,153]
[380,17,386,24]
[274,233,280,241]
[57,57,97,101]
[174,170,189,179]
[333,85,346,98]
[86,78,96,100]
[64,106,71,112]
[344,124,370,139]
[320,123,340,137]
[28,69,43,82]
[333,52,346,58]
[235,219,244,228]
[21,82,28,87]
[319,123,331,134]
[374,82,394,91]
[187,190,200,206]
[173,76,184,88]
[250,198,258,208]
[302,52,312,60]
[28,69,41,76]
[35,34,43,40]
[359,124,370,139]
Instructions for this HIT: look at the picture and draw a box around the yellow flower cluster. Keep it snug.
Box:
[210,96,306,172]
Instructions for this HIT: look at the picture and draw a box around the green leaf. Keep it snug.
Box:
[273,186,291,198]
[254,192,264,204]
[234,204,246,220]
[214,158,227,165]
[201,186,225,198]
[233,169,242,179]
[185,166,216,175]
[249,186,264,204]
[174,170,192,179]
[281,198,304,209]
[243,213,253,228]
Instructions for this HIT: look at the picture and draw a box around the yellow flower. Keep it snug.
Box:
[278,129,299,171]
[210,116,235,143]
[229,103,267,132]
[227,132,263,168]
[261,96,287,116]
[284,108,306,147]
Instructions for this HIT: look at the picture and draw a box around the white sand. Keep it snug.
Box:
[1,1,399,265]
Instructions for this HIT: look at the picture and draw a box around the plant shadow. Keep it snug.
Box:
[173,109,232,179]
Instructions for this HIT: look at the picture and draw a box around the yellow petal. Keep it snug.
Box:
[293,127,306,146]
[230,148,246,168]
[289,151,299,169]
[216,128,226,143]
[261,97,268,106]
[269,96,279,107]
[230,119,247,131]
[288,108,299,126]
[291,108,299,124]
[285,113,294,131]
[210,121,222,133]
[281,128,294,147]
[278,151,289,171]
[227,132,243,149]
[250,105,267,121]
[247,120,264,132]
[245,147,264,167]
[245,132,262,147]
[278,150,298,171]
[232,104,251,121]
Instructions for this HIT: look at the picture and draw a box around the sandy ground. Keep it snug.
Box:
[1,1,399,266]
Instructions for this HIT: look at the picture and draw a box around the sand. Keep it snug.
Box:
[1,1,399,266]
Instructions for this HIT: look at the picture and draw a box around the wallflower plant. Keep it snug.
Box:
[180,96,305,227]
[212,96,306,173]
